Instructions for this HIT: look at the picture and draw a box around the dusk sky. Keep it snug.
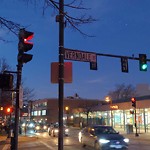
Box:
[0,0,150,100]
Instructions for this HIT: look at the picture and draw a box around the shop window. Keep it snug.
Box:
[42,110,46,116]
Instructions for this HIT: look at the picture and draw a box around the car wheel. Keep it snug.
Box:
[48,131,51,136]
[94,142,100,150]
[52,131,55,137]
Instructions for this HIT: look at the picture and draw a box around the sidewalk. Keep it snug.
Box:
[0,131,38,150]
[114,127,150,141]
[0,131,11,150]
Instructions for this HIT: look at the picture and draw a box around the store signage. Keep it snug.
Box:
[110,105,119,110]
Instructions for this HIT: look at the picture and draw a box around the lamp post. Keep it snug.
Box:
[105,96,113,127]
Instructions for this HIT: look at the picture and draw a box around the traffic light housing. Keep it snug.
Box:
[0,74,13,89]
[121,57,128,73]
[131,97,136,108]
[18,28,34,64]
[139,54,147,71]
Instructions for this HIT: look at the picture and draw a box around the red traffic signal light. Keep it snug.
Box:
[18,28,34,64]
[5,107,13,114]
[18,29,34,52]
[131,97,136,108]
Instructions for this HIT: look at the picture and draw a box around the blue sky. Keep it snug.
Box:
[0,0,150,100]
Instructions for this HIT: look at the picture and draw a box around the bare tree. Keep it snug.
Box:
[23,87,35,102]
[0,0,96,41]
[78,100,99,126]
[0,58,11,73]
[107,83,136,100]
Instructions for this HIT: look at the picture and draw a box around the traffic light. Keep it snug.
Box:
[139,54,147,71]
[18,28,34,64]
[121,57,128,73]
[131,97,136,108]
[0,74,13,89]
[5,107,13,114]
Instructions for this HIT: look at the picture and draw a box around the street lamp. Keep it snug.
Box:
[65,106,69,126]
[105,96,113,127]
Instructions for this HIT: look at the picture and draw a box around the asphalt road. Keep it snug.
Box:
[17,128,150,150]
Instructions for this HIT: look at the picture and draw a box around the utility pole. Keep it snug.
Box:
[58,0,64,150]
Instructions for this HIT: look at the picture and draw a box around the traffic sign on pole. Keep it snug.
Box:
[64,48,97,63]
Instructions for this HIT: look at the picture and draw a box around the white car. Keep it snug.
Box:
[48,123,69,137]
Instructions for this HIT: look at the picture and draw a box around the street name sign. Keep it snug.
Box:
[64,48,97,63]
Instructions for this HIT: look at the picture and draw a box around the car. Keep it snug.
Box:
[78,125,129,150]
[48,123,69,137]
[34,124,48,132]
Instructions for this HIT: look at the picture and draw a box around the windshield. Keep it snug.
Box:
[95,126,117,135]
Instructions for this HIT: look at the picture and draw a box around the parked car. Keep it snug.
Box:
[48,123,69,137]
[78,125,129,150]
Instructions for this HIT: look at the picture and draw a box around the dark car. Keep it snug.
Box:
[78,125,129,150]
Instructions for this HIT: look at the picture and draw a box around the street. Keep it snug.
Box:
[17,127,150,150]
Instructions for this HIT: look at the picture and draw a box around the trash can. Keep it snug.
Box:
[126,124,133,134]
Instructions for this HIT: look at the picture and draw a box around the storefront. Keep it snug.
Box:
[73,97,150,133]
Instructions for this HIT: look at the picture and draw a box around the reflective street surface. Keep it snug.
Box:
[18,127,150,150]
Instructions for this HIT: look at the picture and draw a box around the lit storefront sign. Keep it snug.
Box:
[110,105,119,110]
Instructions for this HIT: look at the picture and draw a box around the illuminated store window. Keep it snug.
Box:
[42,110,46,116]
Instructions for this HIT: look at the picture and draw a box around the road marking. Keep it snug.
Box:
[39,141,55,150]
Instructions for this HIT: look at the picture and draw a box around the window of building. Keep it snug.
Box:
[37,110,41,116]
[42,110,46,116]
[34,111,38,116]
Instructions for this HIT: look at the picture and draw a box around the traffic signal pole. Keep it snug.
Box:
[13,63,22,150]
[58,0,64,150]
[12,28,34,150]
[134,108,139,137]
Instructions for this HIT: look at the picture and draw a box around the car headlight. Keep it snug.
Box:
[43,125,47,130]
[29,123,34,128]
[54,129,59,133]
[22,123,26,127]
[35,126,40,130]
[78,132,82,142]
[99,139,110,144]
[65,129,69,132]
[123,138,129,143]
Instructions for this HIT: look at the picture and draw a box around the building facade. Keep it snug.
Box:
[27,96,150,133]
